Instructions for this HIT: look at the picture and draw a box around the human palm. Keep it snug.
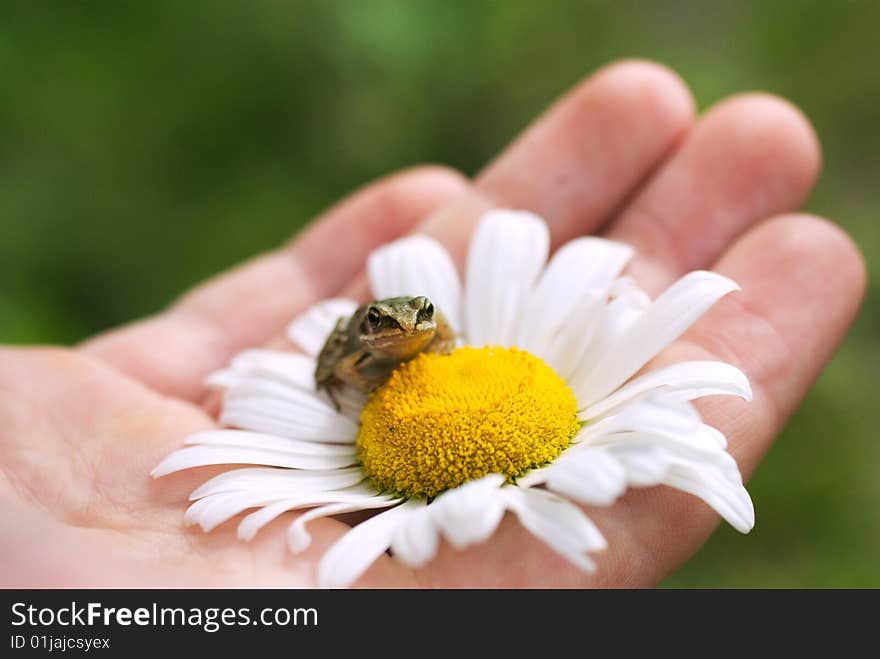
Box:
[0,61,865,587]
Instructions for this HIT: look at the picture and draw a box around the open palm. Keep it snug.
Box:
[0,61,865,587]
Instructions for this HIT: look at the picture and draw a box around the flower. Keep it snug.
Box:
[152,210,754,587]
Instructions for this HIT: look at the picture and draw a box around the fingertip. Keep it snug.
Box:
[477,58,697,241]
[587,59,697,131]
[384,165,470,205]
[608,91,823,284]
[709,212,868,393]
[320,164,470,240]
[701,93,822,205]
[749,213,867,307]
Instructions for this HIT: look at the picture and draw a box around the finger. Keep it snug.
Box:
[600,213,866,585]
[606,94,821,292]
[478,59,695,245]
[674,213,866,468]
[81,166,469,400]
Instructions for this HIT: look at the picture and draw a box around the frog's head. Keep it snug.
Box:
[360,296,437,357]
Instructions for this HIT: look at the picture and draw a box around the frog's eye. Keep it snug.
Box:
[364,307,382,333]
[418,302,434,322]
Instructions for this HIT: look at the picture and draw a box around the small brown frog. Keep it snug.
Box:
[315,296,454,405]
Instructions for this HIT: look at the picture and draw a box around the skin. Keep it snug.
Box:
[0,60,866,587]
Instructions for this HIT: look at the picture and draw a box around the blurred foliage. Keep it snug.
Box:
[1,1,877,586]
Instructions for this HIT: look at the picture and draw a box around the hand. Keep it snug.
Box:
[0,60,865,587]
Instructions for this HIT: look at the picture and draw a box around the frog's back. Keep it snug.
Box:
[314,315,352,389]
[314,304,371,388]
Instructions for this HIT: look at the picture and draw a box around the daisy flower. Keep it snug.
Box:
[153,210,754,588]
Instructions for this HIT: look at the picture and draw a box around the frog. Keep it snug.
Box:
[314,295,454,406]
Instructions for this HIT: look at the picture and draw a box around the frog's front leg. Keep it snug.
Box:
[315,317,354,410]
[426,311,455,354]
[333,350,382,393]
[315,317,350,388]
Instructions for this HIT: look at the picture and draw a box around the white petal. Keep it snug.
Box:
[608,276,652,306]
[541,448,628,506]
[575,271,740,405]
[517,238,632,368]
[389,501,440,568]
[604,442,669,486]
[223,376,365,433]
[429,474,506,549]
[185,487,371,533]
[595,428,754,532]
[183,429,356,456]
[217,349,367,418]
[317,502,418,588]
[697,423,728,448]
[287,298,358,357]
[220,392,357,444]
[238,500,316,542]
[227,350,317,391]
[663,463,755,533]
[183,492,264,530]
[464,210,549,347]
[580,360,752,420]
[583,395,741,479]
[236,485,393,542]
[189,466,364,499]
[225,377,332,414]
[367,235,463,334]
[588,395,702,438]
[204,369,239,389]
[151,445,356,477]
[585,395,731,451]
[537,293,604,380]
[327,386,369,422]
[288,496,401,553]
[597,430,741,482]
[539,237,633,295]
[503,487,605,571]
[569,281,650,389]
[542,369,753,538]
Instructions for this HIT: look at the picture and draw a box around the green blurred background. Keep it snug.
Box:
[1,1,877,586]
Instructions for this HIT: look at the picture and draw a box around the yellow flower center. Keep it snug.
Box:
[357,346,580,499]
